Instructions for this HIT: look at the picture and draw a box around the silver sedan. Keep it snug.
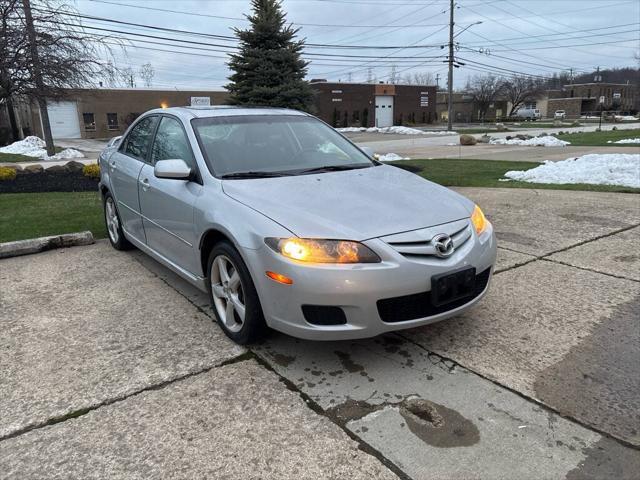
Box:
[99,106,496,344]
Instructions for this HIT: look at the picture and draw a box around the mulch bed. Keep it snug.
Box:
[0,171,99,194]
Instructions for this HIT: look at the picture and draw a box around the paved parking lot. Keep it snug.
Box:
[1,187,639,479]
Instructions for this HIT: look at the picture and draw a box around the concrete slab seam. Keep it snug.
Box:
[0,352,252,444]
[541,257,640,283]
[394,332,640,452]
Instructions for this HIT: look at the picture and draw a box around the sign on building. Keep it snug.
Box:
[190,96,211,106]
[420,91,429,107]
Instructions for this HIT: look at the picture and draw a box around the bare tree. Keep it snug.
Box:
[400,71,435,85]
[1,0,118,150]
[138,63,154,88]
[501,75,544,117]
[120,67,136,88]
[468,74,502,122]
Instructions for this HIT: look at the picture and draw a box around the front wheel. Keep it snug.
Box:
[103,192,133,250]
[207,241,267,344]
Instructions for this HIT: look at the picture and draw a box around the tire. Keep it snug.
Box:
[103,191,133,250]
[207,241,267,344]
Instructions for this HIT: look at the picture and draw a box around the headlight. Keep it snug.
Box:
[265,238,381,264]
[471,204,489,235]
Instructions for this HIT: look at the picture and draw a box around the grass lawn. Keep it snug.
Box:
[556,128,640,146]
[0,192,106,243]
[388,158,640,194]
[0,152,36,162]
[0,146,64,163]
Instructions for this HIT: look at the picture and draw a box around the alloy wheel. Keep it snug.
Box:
[210,255,246,333]
[105,197,120,244]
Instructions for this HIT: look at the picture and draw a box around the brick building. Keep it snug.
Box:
[7,88,230,140]
[310,81,437,128]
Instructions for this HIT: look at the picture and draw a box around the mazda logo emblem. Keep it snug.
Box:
[432,233,454,258]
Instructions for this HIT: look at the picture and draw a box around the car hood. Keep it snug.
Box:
[221,165,474,240]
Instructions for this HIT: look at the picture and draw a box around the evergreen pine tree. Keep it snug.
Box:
[226,0,313,111]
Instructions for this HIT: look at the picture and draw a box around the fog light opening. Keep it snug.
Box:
[266,271,293,285]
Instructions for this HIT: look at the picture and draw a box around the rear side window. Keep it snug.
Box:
[123,116,159,161]
[151,116,195,168]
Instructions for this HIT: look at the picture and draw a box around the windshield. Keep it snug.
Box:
[191,115,374,177]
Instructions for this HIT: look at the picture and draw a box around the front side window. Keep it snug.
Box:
[191,115,373,177]
[123,115,159,161]
[107,113,119,130]
[151,117,195,168]
[83,113,95,131]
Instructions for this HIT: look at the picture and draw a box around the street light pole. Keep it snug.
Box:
[447,0,455,131]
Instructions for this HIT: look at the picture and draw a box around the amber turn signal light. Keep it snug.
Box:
[266,271,293,285]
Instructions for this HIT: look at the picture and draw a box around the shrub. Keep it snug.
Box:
[82,163,100,179]
[0,166,17,181]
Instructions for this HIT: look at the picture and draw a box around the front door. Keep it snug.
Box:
[139,116,202,275]
[109,115,159,242]
[375,95,394,127]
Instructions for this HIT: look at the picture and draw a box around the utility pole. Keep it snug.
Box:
[22,0,55,156]
[435,73,441,90]
[447,0,455,131]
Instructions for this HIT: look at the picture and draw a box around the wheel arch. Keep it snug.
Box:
[199,228,236,277]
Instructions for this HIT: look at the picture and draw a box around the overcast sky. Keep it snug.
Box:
[73,0,640,90]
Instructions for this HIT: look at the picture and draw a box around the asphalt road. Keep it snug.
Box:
[2,186,637,479]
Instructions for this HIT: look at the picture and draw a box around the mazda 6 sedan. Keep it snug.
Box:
[98,106,496,344]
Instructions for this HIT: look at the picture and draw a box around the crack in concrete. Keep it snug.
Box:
[0,352,253,444]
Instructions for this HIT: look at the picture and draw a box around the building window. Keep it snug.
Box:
[83,113,95,131]
[107,113,119,130]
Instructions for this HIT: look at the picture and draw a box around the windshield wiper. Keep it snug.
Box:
[220,171,288,179]
[295,164,371,175]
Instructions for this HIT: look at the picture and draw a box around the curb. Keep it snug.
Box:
[0,231,95,259]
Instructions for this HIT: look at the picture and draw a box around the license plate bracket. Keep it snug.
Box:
[431,267,476,307]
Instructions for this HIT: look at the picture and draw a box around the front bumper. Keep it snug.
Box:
[246,221,497,340]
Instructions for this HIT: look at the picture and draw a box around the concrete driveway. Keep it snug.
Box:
[1,187,639,479]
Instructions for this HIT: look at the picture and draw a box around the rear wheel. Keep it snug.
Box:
[103,192,133,250]
[207,241,267,344]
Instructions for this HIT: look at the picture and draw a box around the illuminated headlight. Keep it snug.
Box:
[265,238,381,264]
[471,204,490,235]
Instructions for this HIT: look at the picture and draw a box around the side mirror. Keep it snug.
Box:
[154,159,192,180]
[107,136,122,148]
[359,145,375,159]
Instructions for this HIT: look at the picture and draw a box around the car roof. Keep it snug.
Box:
[144,106,310,120]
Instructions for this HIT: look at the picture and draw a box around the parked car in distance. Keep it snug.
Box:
[513,108,541,121]
[554,110,566,120]
[98,106,496,344]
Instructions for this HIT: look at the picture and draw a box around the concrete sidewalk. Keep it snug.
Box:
[1,187,638,479]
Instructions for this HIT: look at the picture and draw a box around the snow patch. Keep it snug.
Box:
[490,135,570,147]
[377,153,411,161]
[607,138,640,144]
[337,126,456,135]
[0,136,84,160]
[614,115,639,121]
[504,153,640,188]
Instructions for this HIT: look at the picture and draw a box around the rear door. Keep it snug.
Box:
[108,115,159,243]
[138,115,202,274]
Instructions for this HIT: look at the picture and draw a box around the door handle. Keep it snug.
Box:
[109,160,117,172]
[139,178,150,192]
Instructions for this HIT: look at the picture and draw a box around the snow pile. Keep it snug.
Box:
[614,115,638,121]
[490,135,570,147]
[607,138,640,144]
[377,153,410,161]
[0,136,84,160]
[503,154,640,188]
[337,126,456,135]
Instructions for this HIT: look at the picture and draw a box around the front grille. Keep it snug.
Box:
[381,219,472,259]
[377,268,491,323]
[302,305,347,326]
